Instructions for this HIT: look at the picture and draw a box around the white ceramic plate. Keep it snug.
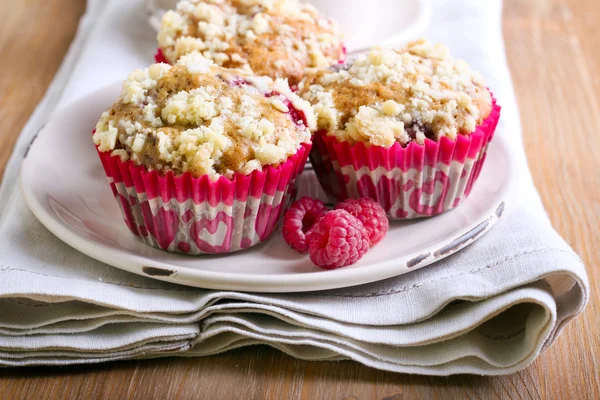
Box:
[304,0,432,53]
[21,83,510,293]
[145,0,432,53]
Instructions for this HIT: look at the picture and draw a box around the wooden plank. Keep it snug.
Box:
[503,0,600,398]
[0,0,598,398]
[0,0,86,182]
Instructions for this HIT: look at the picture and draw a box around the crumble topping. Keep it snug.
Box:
[94,53,315,179]
[157,0,344,86]
[297,40,493,147]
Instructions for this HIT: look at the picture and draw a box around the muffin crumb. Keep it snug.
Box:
[94,56,315,179]
[298,40,493,146]
[157,0,344,85]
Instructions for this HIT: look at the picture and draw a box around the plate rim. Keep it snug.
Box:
[20,82,511,293]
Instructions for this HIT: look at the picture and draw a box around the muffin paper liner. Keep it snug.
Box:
[310,100,501,219]
[96,143,310,254]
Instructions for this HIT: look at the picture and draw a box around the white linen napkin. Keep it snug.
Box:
[0,0,588,375]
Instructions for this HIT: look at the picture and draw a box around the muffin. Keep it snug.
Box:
[93,52,316,254]
[155,0,345,86]
[298,40,501,219]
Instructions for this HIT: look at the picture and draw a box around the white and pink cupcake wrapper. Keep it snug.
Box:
[310,100,501,219]
[97,143,310,255]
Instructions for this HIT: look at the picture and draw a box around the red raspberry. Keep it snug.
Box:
[282,197,327,253]
[307,209,370,270]
[335,198,389,246]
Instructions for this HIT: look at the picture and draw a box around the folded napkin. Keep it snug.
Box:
[0,0,588,375]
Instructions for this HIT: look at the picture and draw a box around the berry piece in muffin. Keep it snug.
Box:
[93,52,316,179]
[298,39,493,147]
[157,0,345,86]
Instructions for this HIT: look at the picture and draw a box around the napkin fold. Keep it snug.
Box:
[0,0,589,375]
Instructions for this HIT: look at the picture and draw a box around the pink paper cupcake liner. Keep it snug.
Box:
[96,143,310,255]
[310,99,501,219]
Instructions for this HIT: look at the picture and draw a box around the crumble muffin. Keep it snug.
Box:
[301,40,501,219]
[93,52,316,180]
[298,40,493,147]
[157,0,344,86]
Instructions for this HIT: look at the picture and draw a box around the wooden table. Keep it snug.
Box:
[0,1,598,398]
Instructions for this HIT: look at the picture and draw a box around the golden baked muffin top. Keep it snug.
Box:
[93,53,315,179]
[157,0,344,86]
[298,40,493,147]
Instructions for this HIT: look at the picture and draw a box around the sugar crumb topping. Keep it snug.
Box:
[298,40,493,147]
[94,55,315,179]
[157,0,344,86]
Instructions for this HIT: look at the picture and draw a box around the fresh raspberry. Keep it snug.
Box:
[282,197,327,253]
[335,198,389,246]
[307,209,370,270]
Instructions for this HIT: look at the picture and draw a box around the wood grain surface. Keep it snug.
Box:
[0,0,598,399]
